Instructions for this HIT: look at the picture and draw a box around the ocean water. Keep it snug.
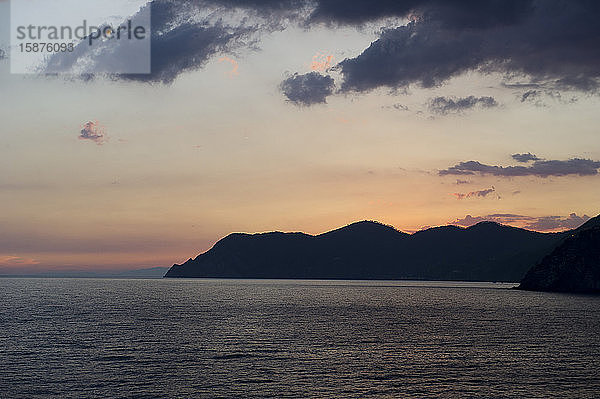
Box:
[1,278,599,398]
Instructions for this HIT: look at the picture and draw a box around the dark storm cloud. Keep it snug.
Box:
[45,0,277,83]
[428,96,497,115]
[511,153,540,163]
[280,72,335,106]
[338,22,484,92]
[204,0,308,14]
[44,0,600,91]
[307,0,418,25]
[451,212,590,231]
[440,157,600,178]
[307,0,534,27]
[126,29,245,83]
[336,1,600,95]
[121,1,273,83]
[199,0,533,28]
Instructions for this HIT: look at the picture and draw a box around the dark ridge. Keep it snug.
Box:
[165,219,572,282]
[518,214,600,294]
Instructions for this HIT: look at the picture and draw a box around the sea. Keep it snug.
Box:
[1,278,599,398]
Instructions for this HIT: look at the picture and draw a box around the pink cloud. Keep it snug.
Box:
[0,255,40,267]
[311,51,334,72]
[79,121,107,145]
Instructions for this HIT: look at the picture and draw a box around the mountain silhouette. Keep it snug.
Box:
[519,214,600,293]
[165,220,566,282]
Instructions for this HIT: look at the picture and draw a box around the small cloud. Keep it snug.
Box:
[280,72,335,106]
[511,152,540,163]
[79,121,107,145]
[520,90,540,103]
[382,103,409,111]
[520,89,579,107]
[428,96,498,115]
[218,56,239,78]
[455,179,471,185]
[311,51,334,72]
[451,187,495,200]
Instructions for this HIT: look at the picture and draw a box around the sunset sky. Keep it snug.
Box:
[1,0,599,273]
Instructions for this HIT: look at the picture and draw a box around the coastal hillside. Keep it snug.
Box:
[165,220,565,282]
[519,215,600,293]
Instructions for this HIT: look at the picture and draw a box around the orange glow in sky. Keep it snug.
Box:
[218,56,239,78]
[311,51,334,72]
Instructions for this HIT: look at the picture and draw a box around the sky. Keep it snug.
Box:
[1,0,599,273]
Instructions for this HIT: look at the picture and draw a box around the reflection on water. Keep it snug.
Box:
[0,278,598,398]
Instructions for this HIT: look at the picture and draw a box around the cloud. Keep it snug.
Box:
[229,1,600,99]
[280,72,335,105]
[382,103,409,111]
[41,0,600,95]
[451,187,495,200]
[520,90,540,103]
[455,179,471,185]
[123,1,262,84]
[440,157,600,178]
[308,0,534,27]
[451,212,590,232]
[79,121,107,145]
[518,89,579,107]
[45,0,278,83]
[331,1,600,97]
[511,152,540,163]
[428,96,498,115]
[525,213,591,231]
[391,103,408,111]
[0,255,40,267]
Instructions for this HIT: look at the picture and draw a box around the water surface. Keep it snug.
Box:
[1,278,599,398]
